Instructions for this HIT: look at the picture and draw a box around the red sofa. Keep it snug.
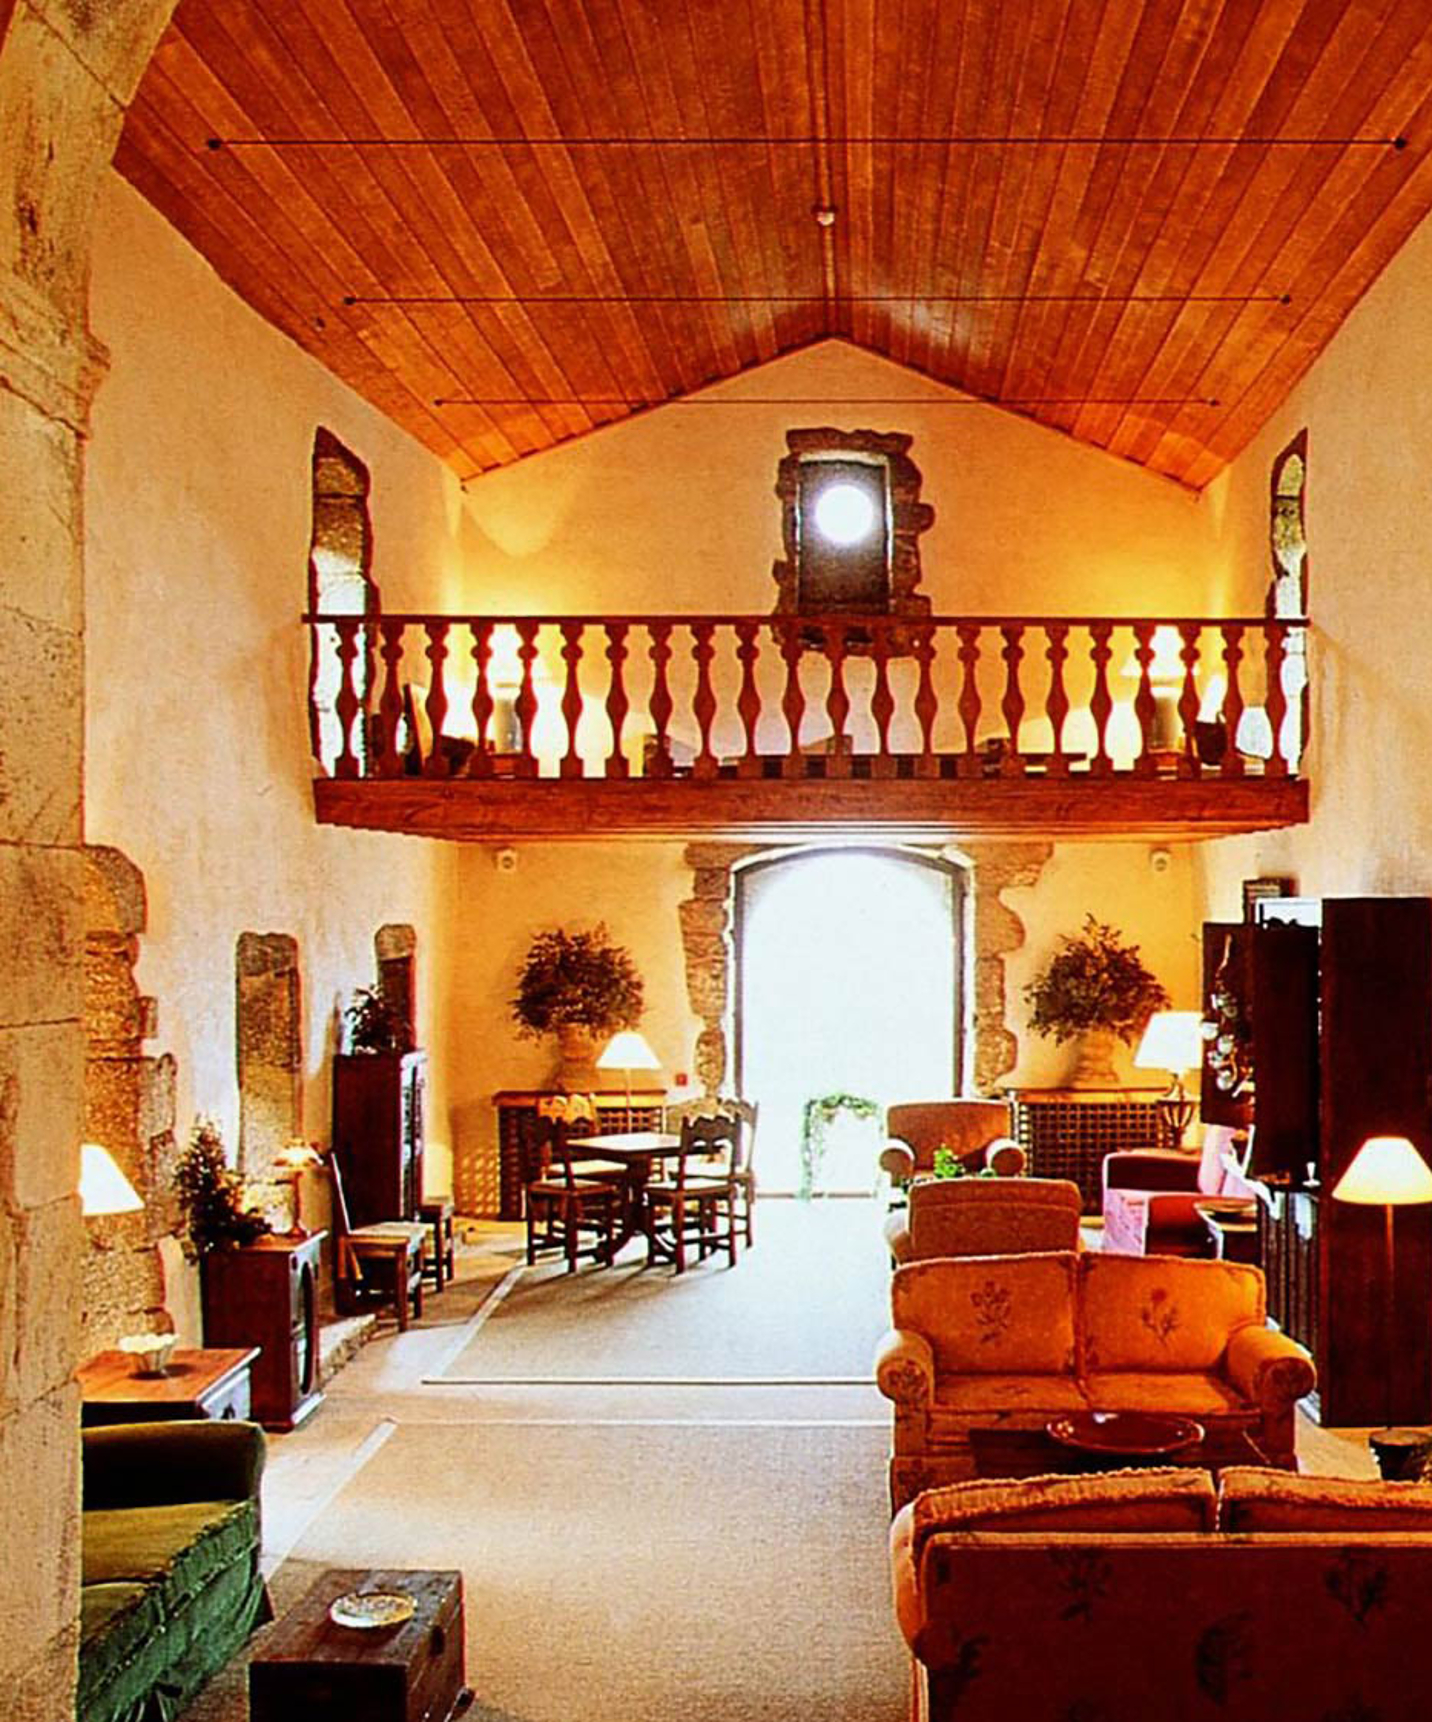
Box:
[1101,1125,1252,1256]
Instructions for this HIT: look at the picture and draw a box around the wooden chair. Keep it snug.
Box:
[418,1196,456,1291]
[643,1114,740,1274]
[524,1117,621,1273]
[665,1095,759,1246]
[329,1152,427,1330]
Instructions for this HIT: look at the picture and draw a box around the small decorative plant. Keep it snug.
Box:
[511,924,644,1038]
[931,1147,996,1180]
[1024,915,1170,1045]
[344,985,407,1054]
[173,1117,271,1256]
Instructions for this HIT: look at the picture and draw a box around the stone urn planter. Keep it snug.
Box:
[1069,1025,1120,1089]
[552,1023,603,1092]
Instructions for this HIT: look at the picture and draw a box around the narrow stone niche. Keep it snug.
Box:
[235,932,302,1175]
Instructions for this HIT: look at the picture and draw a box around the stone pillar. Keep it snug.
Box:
[963,841,1054,1092]
[0,6,179,1715]
[679,843,761,1094]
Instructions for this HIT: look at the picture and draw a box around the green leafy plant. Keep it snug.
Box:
[344,985,406,1054]
[173,1117,270,1256]
[799,1092,879,1200]
[931,1147,997,1180]
[1024,914,1170,1046]
[511,924,644,1038]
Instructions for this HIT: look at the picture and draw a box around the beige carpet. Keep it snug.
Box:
[439,1197,893,1383]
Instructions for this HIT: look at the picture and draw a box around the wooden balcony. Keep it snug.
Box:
[308,611,1310,843]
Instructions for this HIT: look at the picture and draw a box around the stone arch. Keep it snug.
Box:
[679,839,1051,1099]
[1,5,181,1712]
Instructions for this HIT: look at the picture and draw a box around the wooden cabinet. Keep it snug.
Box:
[332,1051,426,1225]
[201,1233,325,1430]
[1225,899,1432,1426]
[79,1347,260,1426]
[1007,1089,1168,1214]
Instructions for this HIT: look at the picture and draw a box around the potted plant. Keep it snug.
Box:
[1024,915,1170,1087]
[173,1117,271,1257]
[511,923,645,1091]
[343,985,407,1054]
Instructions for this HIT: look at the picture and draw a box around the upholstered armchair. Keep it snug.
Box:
[882,1174,1083,1265]
[1102,1125,1252,1257]
[880,1099,1026,1189]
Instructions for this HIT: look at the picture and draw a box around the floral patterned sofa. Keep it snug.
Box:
[892,1466,1432,1721]
[874,1251,1314,1509]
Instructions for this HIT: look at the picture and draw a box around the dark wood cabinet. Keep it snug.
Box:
[201,1233,325,1430]
[332,1051,426,1225]
[1007,1089,1169,1214]
[1227,898,1432,1426]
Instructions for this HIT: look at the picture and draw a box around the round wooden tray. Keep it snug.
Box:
[1047,1410,1204,1456]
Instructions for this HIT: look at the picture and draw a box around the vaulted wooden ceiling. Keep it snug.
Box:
[117,1,1432,490]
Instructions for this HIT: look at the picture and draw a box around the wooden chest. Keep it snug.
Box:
[249,1568,467,1722]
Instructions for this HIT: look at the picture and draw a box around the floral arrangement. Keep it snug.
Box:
[344,984,407,1054]
[1023,915,1170,1046]
[511,923,644,1038]
[173,1117,271,1256]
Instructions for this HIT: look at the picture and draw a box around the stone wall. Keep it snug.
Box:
[0,5,177,1715]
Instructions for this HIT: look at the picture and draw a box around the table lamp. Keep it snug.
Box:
[1332,1134,1432,1438]
[80,1142,144,1216]
[1134,1010,1204,1148]
[275,1141,325,1237]
[596,1030,661,1117]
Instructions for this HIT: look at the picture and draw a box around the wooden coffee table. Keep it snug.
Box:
[967,1412,1205,1479]
[249,1567,470,1722]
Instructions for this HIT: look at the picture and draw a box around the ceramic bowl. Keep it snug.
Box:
[119,1332,177,1376]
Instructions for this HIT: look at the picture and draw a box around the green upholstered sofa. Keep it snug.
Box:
[79,1419,270,1722]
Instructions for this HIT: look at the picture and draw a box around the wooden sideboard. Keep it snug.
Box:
[492,1089,666,1218]
[1007,1088,1169,1213]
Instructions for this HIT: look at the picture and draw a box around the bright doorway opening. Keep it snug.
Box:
[735,849,966,1194]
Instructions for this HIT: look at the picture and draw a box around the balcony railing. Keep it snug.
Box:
[310,609,1306,779]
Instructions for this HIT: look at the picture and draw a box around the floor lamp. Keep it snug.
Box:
[595,1030,662,1121]
[1331,1134,1432,1446]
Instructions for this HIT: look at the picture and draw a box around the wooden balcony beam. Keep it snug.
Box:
[314,774,1308,845]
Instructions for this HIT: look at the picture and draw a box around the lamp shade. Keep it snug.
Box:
[596,1030,661,1072]
[1134,1010,1204,1077]
[80,1143,144,1217]
[1332,1136,1432,1206]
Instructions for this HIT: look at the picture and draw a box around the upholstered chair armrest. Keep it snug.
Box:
[982,1136,1027,1177]
[83,1419,267,1509]
[875,1328,934,1407]
[880,1141,917,1185]
[882,1208,914,1264]
[1102,1150,1201,1193]
[1224,1325,1317,1409]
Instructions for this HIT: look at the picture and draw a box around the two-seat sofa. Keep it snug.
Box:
[80,1419,270,1722]
[875,1250,1314,1508]
[892,1465,1432,1721]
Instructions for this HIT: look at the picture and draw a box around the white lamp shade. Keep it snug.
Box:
[1134,1010,1205,1077]
[80,1143,144,1216]
[1332,1136,1432,1206]
[596,1030,661,1072]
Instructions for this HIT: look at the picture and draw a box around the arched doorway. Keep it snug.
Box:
[735,848,966,1193]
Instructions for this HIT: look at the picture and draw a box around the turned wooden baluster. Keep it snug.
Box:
[1130,622,1158,779]
[332,616,363,780]
[559,622,585,779]
[1088,622,1114,777]
[375,617,406,778]
[1176,624,1202,779]
[956,623,983,778]
[605,622,631,779]
[869,619,896,778]
[999,624,1026,777]
[647,622,674,779]
[822,623,852,778]
[1044,623,1071,777]
[1264,621,1291,778]
[421,620,450,780]
[690,621,718,779]
[734,620,763,778]
[1218,624,1246,779]
[514,621,540,779]
[912,623,938,778]
[466,620,495,778]
[776,620,806,778]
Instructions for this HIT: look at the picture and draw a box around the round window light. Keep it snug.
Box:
[811,481,878,547]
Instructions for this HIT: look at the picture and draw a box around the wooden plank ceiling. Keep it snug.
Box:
[117,0,1432,490]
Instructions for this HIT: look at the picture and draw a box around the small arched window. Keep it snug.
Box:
[308,429,378,772]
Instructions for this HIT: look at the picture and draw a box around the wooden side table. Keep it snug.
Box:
[1196,1201,1260,1265]
[79,1346,260,1426]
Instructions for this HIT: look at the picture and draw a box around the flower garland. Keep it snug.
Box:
[799,1092,879,1200]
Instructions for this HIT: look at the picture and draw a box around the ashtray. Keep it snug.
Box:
[328,1590,416,1630]
[118,1333,177,1376]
